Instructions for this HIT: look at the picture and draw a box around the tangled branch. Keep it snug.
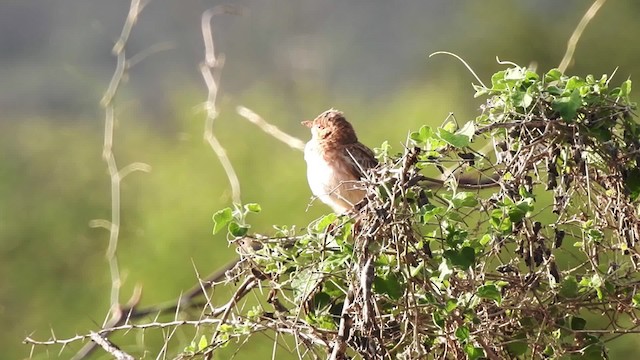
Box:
[186,65,639,360]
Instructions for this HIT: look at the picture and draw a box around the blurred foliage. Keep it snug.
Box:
[2,0,640,359]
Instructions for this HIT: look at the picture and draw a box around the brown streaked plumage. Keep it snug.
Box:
[302,109,378,213]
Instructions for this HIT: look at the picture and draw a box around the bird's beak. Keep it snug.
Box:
[301,120,313,128]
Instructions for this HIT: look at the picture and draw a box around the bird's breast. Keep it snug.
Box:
[304,139,367,213]
[304,140,340,197]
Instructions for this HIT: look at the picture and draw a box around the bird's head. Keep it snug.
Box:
[302,109,358,144]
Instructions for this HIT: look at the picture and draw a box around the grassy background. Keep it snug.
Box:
[3,0,640,358]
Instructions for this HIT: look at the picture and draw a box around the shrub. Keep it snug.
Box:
[207,64,638,360]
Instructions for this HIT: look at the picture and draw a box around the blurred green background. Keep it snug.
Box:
[2,0,640,358]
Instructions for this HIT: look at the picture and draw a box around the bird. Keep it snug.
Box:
[302,109,378,214]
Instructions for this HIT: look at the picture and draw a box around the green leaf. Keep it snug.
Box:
[587,125,613,142]
[446,211,466,223]
[197,335,208,351]
[570,342,606,360]
[552,88,582,121]
[410,125,432,144]
[589,274,603,288]
[571,316,587,331]
[508,203,528,223]
[506,337,528,356]
[292,268,324,303]
[444,298,457,313]
[513,91,533,109]
[451,192,478,208]
[479,234,492,246]
[311,292,331,310]
[244,203,262,213]
[544,68,563,83]
[620,79,632,99]
[504,66,526,81]
[374,140,392,159]
[586,228,604,243]
[457,121,476,141]
[491,70,507,90]
[307,313,338,331]
[455,326,470,341]
[247,306,261,319]
[473,84,489,97]
[334,221,353,245]
[228,221,249,237]
[625,168,640,201]
[321,278,346,298]
[184,340,197,353]
[442,121,457,133]
[212,207,233,235]
[477,284,502,305]
[464,344,485,360]
[490,209,512,233]
[438,128,470,148]
[421,204,445,223]
[559,276,579,298]
[443,246,475,269]
[314,213,337,232]
[547,85,563,95]
[565,76,586,92]
[373,272,404,300]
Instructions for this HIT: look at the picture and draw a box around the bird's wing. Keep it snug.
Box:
[342,142,378,178]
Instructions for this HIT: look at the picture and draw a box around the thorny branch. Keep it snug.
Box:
[68,0,151,359]
[88,332,134,360]
[24,319,224,348]
[99,0,149,317]
[200,5,244,204]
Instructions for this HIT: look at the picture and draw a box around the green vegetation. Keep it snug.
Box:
[191,65,639,359]
[6,2,640,359]
[10,64,640,359]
